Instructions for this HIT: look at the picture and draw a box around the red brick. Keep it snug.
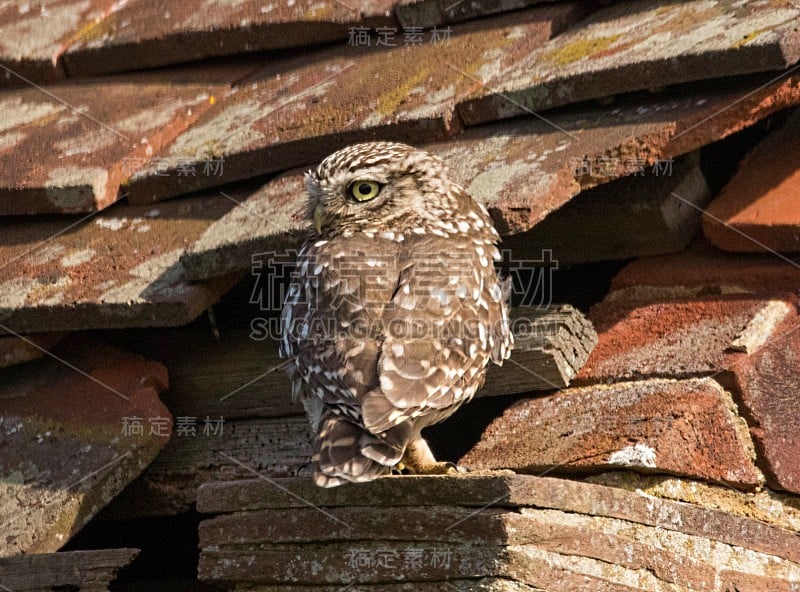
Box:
[0,336,169,555]
[704,109,800,252]
[459,0,800,124]
[124,3,585,204]
[577,294,797,383]
[0,79,224,215]
[0,332,63,368]
[728,321,800,495]
[460,378,763,489]
[0,192,241,333]
[610,239,800,300]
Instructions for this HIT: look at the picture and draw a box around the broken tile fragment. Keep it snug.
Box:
[180,77,800,281]
[61,0,398,77]
[461,378,763,489]
[125,4,584,204]
[0,336,169,555]
[0,548,139,591]
[727,320,800,495]
[0,79,223,215]
[577,294,797,383]
[0,193,241,333]
[609,239,800,302]
[504,155,709,265]
[0,332,63,368]
[459,0,800,124]
[704,108,800,252]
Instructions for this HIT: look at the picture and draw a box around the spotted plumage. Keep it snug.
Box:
[279,141,513,487]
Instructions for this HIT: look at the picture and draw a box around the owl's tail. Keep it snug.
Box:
[312,410,411,488]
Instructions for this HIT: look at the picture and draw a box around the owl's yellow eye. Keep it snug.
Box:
[349,180,382,202]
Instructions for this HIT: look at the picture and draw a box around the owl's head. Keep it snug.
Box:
[306,142,460,235]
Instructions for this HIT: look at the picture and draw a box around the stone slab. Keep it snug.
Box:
[0,548,138,591]
[460,377,763,489]
[458,0,800,125]
[577,294,797,383]
[504,155,709,265]
[704,108,800,252]
[0,79,224,215]
[0,332,63,368]
[124,3,584,204]
[609,239,800,302]
[61,0,398,77]
[0,192,242,333]
[180,76,800,281]
[0,336,169,555]
[728,320,800,495]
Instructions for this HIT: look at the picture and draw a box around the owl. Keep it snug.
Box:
[280,141,512,487]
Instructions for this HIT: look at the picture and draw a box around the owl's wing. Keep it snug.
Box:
[362,235,504,434]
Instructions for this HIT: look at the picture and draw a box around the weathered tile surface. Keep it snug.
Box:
[459,0,800,124]
[587,470,800,534]
[0,548,139,591]
[180,76,800,280]
[0,79,222,215]
[728,320,800,495]
[0,332,63,368]
[609,239,800,302]
[0,193,241,333]
[704,108,800,252]
[62,1,399,76]
[461,377,763,489]
[577,294,797,383]
[0,336,169,555]
[125,3,584,204]
[0,0,113,84]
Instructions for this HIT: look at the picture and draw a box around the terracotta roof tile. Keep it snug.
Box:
[0,78,226,215]
[124,3,585,204]
[61,0,398,77]
[704,108,800,252]
[0,332,63,368]
[460,377,764,490]
[0,336,169,555]
[459,0,800,124]
[180,77,800,280]
[0,192,241,333]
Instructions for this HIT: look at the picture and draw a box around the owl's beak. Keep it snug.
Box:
[314,205,324,234]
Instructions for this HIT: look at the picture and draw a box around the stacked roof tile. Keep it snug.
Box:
[1,0,800,589]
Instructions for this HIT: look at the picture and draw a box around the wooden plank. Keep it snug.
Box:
[0,548,138,591]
